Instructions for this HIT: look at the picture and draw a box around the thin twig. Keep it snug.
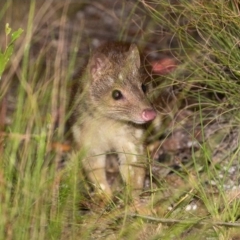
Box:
[130,214,240,228]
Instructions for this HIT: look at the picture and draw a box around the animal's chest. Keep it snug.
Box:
[80,118,143,153]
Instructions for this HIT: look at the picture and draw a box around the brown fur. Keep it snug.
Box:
[71,42,156,201]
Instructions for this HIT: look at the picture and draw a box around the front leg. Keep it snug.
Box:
[118,144,146,198]
[83,154,112,200]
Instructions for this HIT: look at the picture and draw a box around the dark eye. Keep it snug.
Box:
[141,83,147,93]
[112,90,123,100]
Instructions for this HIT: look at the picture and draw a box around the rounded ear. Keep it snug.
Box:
[89,52,109,81]
[126,44,140,69]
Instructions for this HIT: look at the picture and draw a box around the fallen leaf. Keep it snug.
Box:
[151,58,177,75]
[50,142,71,152]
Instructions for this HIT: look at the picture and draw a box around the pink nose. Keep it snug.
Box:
[142,108,157,122]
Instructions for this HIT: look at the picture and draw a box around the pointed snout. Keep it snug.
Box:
[142,108,157,122]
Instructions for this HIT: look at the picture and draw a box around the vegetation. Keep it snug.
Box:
[1,0,240,239]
